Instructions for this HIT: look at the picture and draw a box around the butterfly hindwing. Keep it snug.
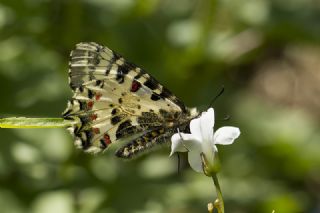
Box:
[63,42,198,157]
[115,127,175,158]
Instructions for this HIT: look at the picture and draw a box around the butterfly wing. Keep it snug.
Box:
[63,42,197,157]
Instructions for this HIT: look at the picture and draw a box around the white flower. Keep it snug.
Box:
[170,108,240,173]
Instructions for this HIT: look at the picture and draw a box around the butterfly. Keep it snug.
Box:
[62,42,199,158]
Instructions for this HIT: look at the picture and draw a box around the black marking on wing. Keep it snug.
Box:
[111,115,121,125]
[116,65,126,84]
[151,93,161,101]
[137,112,162,128]
[134,71,143,80]
[144,78,159,90]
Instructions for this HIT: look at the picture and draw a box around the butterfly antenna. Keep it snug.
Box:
[207,86,225,108]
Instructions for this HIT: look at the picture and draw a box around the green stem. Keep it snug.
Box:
[212,173,224,213]
[0,117,75,129]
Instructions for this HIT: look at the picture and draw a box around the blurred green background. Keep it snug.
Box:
[0,0,319,212]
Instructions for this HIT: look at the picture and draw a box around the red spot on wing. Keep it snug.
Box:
[87,101,94,109]
[90,114,98,120]
[92,128,100,134]
[103,134,111,144]
[130,80,141,92]
[95,93,102,101]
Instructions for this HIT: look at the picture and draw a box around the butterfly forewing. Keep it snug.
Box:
[63,42,198,158]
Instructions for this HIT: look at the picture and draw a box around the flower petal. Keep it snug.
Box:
[170,133,201,156]
[195,108,216,164]
[199,108,215,142]
[170,134,187,155]
[190,117,202,141]
[188,150,203,173]
[214,126,240,145]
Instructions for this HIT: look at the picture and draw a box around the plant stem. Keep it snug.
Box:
[0,117,75,128]
[212,173,224,213]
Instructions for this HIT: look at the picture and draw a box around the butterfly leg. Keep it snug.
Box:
[177,128,190,152]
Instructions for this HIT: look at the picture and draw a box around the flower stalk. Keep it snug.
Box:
[0,117,75,129]
[202,153,224,213]
[212,173,224,213]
